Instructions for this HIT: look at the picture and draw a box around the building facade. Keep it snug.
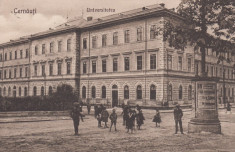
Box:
[0,4,234,107]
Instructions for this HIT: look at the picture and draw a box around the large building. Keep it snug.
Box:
[0,4,234,107]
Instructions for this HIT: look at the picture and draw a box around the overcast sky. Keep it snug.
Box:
[0,0,181,43]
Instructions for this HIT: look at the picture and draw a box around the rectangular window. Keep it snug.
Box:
[20,68,22,77]
[113,32,118,45]
[124,30,130,43]
[188,58,191,72]
[15,51,17,59]
[0,70,2,79]
[9,69,11,78]
[137,27,143,41]
[26,49,29,58]
[41,65,45,76]
[5,53,7,61]
[102,59,106,72]
[10,52,12,60]
[150,54,156,69]
[83,38,87,49]
[150,25,156,39]
[137,56,142,70]
[67,39,71,51]
[92,61,96,73]
[0,54,2,62]
[228,69,230,79]
[20,50,23,59]
[35,46,38,55]
[92,36,97,48]
[4,70,6,79]
[42,44,45,54]
[211,66,214,77]
[83,62,87,74]
[178,56,182,71]
[14,68,17,78]
[25,67,28,77]
[124,57,130,71]
[113,58,118,72]
[102,35,107,47]
[34,65,37,76]
[67,62,71,74]
[58,63,62,75]
[49,64,53,76]
[58,41,62,52]
[50,42,54,53]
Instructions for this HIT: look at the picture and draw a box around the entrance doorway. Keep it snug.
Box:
[112,85,118,107]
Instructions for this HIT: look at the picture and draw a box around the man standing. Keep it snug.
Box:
[70,102,84,135]
[174,104,183,134]
[109,108,118,131]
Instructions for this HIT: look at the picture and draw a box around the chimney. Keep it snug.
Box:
[159,3,165,8]
[87,16,93,21]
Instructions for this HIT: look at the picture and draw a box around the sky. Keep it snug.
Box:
[0,0,181,44]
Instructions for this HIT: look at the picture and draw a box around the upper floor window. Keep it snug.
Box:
[14,68,17,78]
[41,65,45,76]
[113,58,118,72]
[42,44,46,54]
[83,38,87,49]
[58,41,62,52]
[34,65,37,76]
[92,60,96,73]
[137,27,143,41]
[58,62,62,75]
[19,68,22,78]
[178,56,182,71]
[25,49,29,58]
[92,36,97,48]
[20,50,23,59]
[5,53,7,61]
[124,30,130,43]
[9,69,11,78]
[49,63,53,76]
[188,85,192,100]
[0,70,2,79]
[67,62,71,74]
[102,59,106,72]
[4,70,6,79]
[83,62,87,74]
[168,55,172,70]
[25,67,28,77]
[188,58,191,72]
[10,52,12,60]
[150,25,156,39]
[124,57,130,71]
[50,42,54,53]
[15,51,17,59]
[150,54,156,69]
[67,39,71,51]
[137,56,142,70]
[113,32,118,45]
[35,46,38,55]
[0,54,2,62]
[102,35,107,47]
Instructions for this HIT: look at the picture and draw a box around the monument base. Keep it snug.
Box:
[188,119,221,134]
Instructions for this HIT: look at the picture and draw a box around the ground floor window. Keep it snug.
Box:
[41,86,44,96]
[49,86,53,96]
[124,85,129,99]
[102,86,106,98]
[92,86,96,98]
[136,85,142,99]
[179,85,183,100]
[82,86,86,99]
[24,87,27,96]
[33,86,37,96]
[150,85,156,100]
[188,85,192,100]
[168,84,172,101]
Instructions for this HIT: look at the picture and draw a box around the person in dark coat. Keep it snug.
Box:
[226,102,232,114]
[126,109,135,133]
[70,102,84,135]
[174,104,183,134]
[87,102,91,115]
[101,107,109,128]
[96,104,103,127]
[109,109,117,131]
[122,105,129,126]
[94,105,98,118]
[153,109,161,127]
[136,104,141,113]
[136,110,145,130]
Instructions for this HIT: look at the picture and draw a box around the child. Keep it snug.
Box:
[101,107,109,128]
[136,110,145,130]
[153,109,161,127]
[109,109,118,131]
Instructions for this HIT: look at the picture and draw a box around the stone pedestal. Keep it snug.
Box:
[188,77,221,134]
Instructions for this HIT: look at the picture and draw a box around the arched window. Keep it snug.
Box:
[124,85,129,99]
[13,86,16,97]
[150,85,156,100]
[8,87,12,97]
[19,87,22,97]
[92,86,96,98]
[82,86,86,99]
[179,85,183,100]
[188,85,192,100]
[0,88,2,96]
[102,86,106,98]
[136,85,142,99]
[3,87,6,96]
[41,86,44,96]
[168,84,173,101]
[24,87,27,96]
[33,86,37,96]
[49,86,53,96]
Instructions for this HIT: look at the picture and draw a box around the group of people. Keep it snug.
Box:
[70,102,184,135]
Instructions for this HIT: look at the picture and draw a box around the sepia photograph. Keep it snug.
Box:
[0,0,235,151]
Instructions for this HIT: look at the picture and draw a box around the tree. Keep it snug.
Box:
[158,0,235,77]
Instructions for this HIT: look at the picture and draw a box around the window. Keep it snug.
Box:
[20,50,23,59]
[19,87,21,97]
[83,38,87,49]
[67,62,71,74]
[150,85,156,100]
[0,70,2,79]
[42,65,45,76]
[5,53,7,61]
[195,62,199,75]
[150,54,156,69]
[102,35,107,47]
[15,51,17,59]
[92,86,96,98]
[211,66,214,77]
[216,67,218,77]
[136,85,142,99]
[34,65,37,76]
[10,52,12,60]
[3,87,6,96]
[92,61,96,73]
[124,57,130,71]
[113,58,118,72]
[124,85,129,99]
[58,41,62,52]
[33,86,37,96]
[113,32,118,45]
[41,86,44,96]
[137,56,142,70]
[42,44,45,54]
[168,84,172,101]
[83,62,87,74]
[92,36,97,48]
[35,46,38,55]
[8,87,11,97]
[14,68,17,78]
[24,87,27,96]
[137,27,143,41]
[188,58,191,72]
[25,67,28,77]
[49,86,53,96]
[49,63,53,76]
[0,54,2,61]
[82,86,86,99]
[102,86,106,98]
[150,25,156,39]
[168,55,172,70]
[228,69,230,79]
[178,56,182,71]
[188,85,192,100]
[50,42,54,53]
[102,59,106,72]
[9,69,11,79]
[20,68,22,77]
[179,85,183,100]
[67,39,71,51]
[4,70,6,79]
[124,30,130,43]
[58,63,62,75]
[26,49,29,58]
